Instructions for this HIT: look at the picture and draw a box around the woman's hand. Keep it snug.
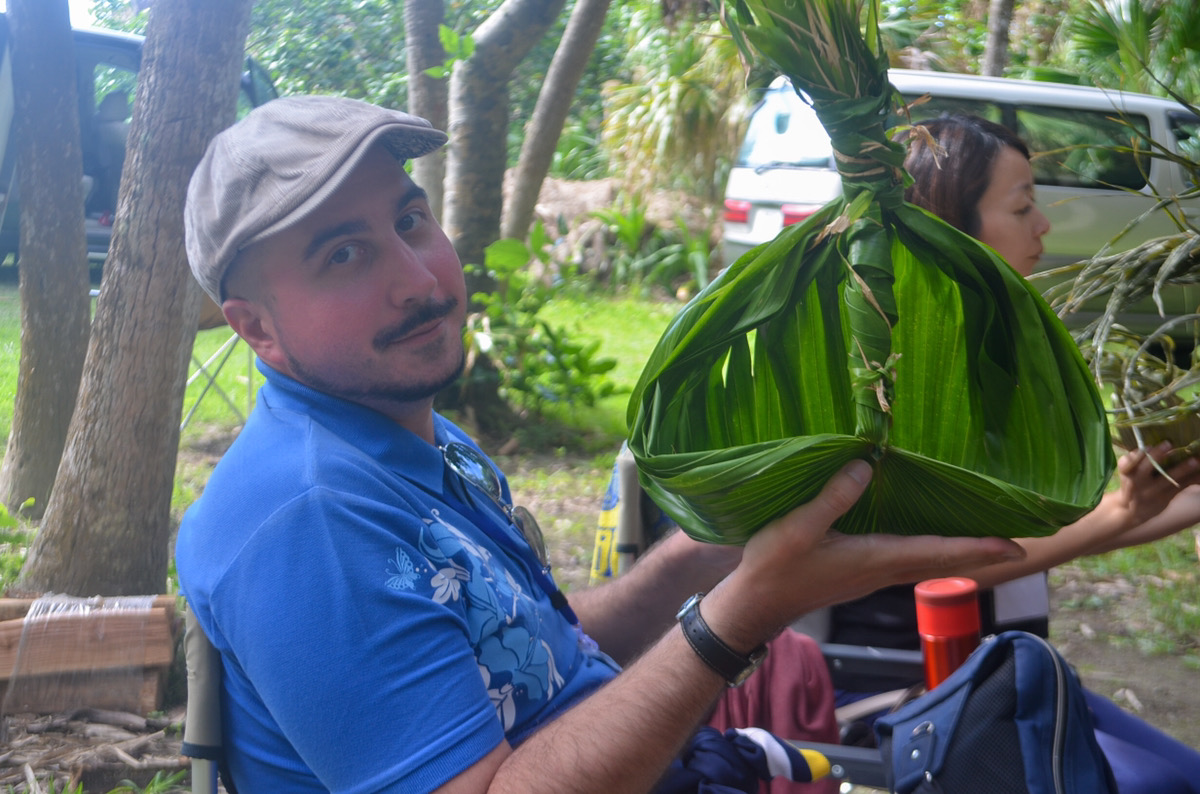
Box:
[1094,443,1200,552]
[1106,442,1200,535]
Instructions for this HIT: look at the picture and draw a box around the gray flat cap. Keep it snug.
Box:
[184,95,447,303]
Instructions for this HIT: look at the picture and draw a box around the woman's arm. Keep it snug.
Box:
[960,443,1200,589]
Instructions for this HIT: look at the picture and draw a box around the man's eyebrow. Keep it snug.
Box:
[401,184,430,208]
[304,220,369,261]
[301,185,431,261]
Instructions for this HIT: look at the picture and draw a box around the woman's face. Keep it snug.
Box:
[974,145,1052,277]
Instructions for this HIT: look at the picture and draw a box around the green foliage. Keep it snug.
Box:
[461,223,619,416]
[599,8,748,201]
[423,25,476,79]
[550,118,609,181]
[878,0,991,72]
[0,522,32,595]
[1059,530,1200,657]
[244,0,409,106]
[1060,0,1200,101]
[110,771,188,794]
[591,197,714,295]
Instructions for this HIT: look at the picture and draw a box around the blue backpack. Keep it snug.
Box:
[875,631,1118,794]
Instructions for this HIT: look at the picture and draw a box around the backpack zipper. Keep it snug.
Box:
[1030,634,1067,794]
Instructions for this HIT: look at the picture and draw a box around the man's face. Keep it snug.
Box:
[230,144,467,416]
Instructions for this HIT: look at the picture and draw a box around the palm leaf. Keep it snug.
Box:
[627,0,1115,544]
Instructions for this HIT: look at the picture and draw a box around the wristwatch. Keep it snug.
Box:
[676,592,768,687]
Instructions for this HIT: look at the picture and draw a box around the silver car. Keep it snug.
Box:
[722,70,1200,336]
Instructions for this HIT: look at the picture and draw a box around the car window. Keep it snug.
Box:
[1170,111,1200,188]
[1013,106,1152,191]
[893,95,1000,127]
[736,86,833,169]
[84,60,137,216]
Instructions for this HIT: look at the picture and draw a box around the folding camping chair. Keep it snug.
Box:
[182,295,254,431]
[182,604,237,794]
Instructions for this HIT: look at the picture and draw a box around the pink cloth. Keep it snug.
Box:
[707,629,839,794]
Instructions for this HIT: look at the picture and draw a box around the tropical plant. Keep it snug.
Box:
[460,223,619,417]
[599,7,749,202]
[625,0,1116,544]
[590,198,715,295]
[1033,101,1200,460]
[1060,0,1200,102]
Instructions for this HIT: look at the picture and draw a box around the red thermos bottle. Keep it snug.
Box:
[914,577,981,690]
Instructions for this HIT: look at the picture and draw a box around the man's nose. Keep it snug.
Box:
[383,237,438,302]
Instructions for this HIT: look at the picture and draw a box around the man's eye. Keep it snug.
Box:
[329,243,365,266]
[397,211,423,234]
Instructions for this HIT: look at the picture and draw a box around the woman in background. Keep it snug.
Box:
[830,113,1200,793]
[596,113,1200,792]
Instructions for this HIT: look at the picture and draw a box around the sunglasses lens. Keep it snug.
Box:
[443,442,502,501]
[443,443,548,567]
[512,506,547,567]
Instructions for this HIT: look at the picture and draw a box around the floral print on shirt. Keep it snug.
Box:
[386,507,568,732]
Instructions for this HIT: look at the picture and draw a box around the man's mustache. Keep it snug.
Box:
[373,296,459,349]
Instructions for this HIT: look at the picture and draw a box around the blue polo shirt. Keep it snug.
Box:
[176,362,619,793]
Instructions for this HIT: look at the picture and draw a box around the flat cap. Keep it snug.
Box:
[185,95,447,303]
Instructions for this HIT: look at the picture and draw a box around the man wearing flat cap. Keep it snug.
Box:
[176,95,1020,793]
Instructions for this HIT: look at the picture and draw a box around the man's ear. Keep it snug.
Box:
[223,299,287,371]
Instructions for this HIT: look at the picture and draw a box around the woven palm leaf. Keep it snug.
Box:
[626,0,1116,544]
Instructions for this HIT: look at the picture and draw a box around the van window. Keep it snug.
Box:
[895,95,998,127]
[1014,106,1152,191]
[736,87,832,169]
[1171,111,1200,186]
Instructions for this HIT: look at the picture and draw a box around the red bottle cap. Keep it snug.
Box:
[914,577,981,637]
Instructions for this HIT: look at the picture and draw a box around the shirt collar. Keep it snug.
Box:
[254,359,457,495]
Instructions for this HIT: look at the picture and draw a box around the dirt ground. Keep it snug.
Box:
[1049,567,1200,749]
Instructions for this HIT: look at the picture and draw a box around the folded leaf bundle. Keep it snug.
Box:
[626,0,1115,543]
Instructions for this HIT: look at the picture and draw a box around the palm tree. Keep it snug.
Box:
[1063,0,1200,101]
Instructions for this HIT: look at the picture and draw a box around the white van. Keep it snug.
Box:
[722,70,1200,335]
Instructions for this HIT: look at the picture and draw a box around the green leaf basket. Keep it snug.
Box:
[626,0,1115,544]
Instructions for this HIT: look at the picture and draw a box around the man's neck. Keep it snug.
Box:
[366,398,438,444]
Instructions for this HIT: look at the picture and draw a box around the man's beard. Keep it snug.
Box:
[287,346,466,405]
[283,296,466,405]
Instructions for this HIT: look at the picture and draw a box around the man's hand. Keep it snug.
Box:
[701,459,1025,653]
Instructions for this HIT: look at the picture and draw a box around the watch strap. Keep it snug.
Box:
[677,593,767,686]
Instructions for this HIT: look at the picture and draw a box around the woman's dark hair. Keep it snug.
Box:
[901,114,1030,238]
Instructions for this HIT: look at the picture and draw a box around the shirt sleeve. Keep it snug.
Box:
[211,486,505,793]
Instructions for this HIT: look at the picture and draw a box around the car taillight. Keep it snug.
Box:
[782,204,816,226]
[724,199,751,224]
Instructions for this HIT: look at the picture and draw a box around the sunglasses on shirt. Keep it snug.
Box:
[441,441,548,569]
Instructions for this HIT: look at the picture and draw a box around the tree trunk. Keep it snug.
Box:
[442,0,567,284]
[404,0,449,221]
[983,0,1016,76]
[0,0,92,519]
[501,0,613,242]
[17,0,254,596]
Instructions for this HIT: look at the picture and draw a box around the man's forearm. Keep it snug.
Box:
[491,615,728,793]
[569,529,740,665]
